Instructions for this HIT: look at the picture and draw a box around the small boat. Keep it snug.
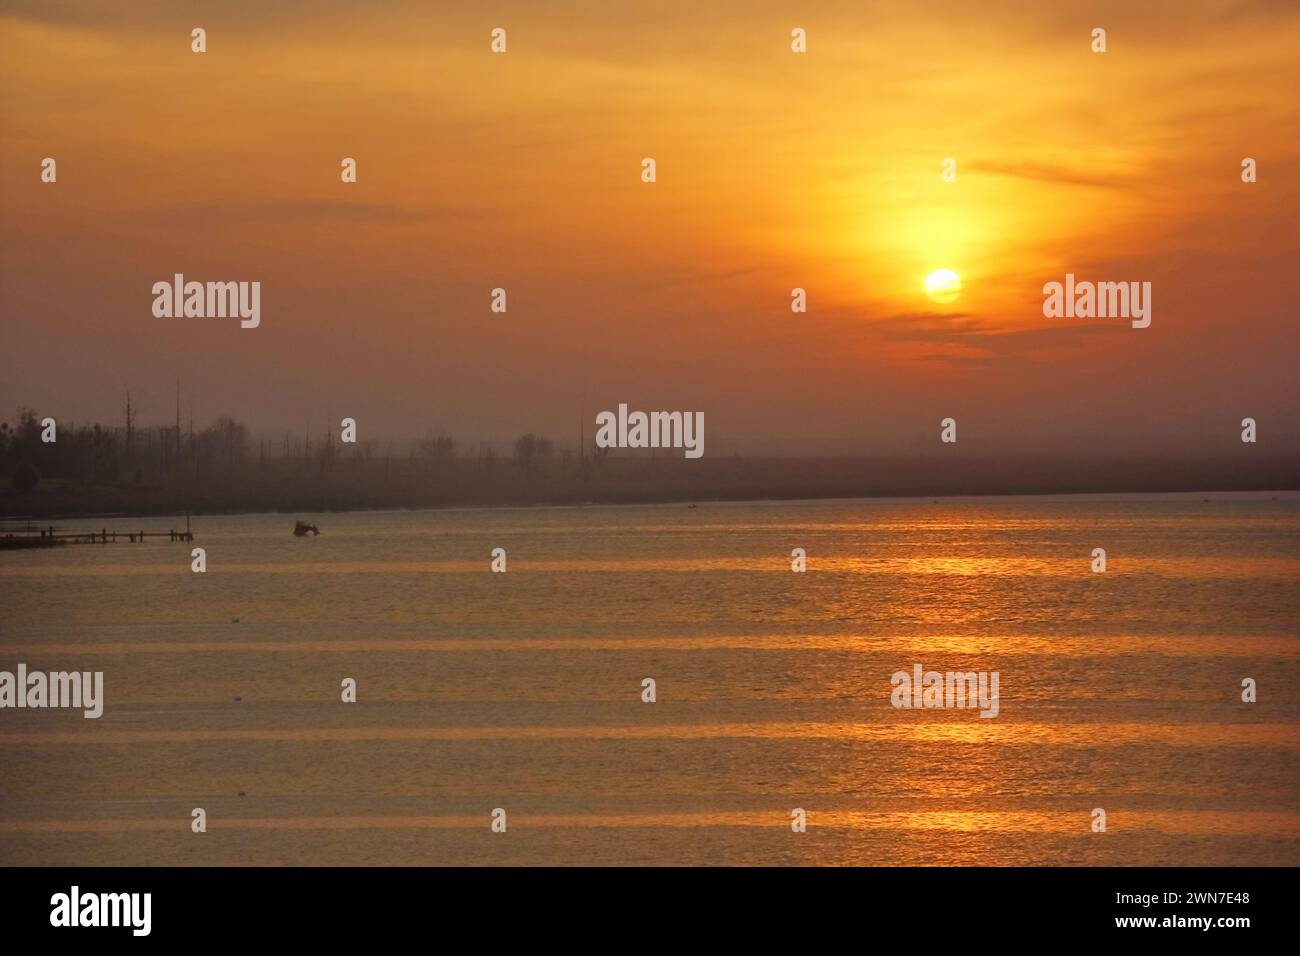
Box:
[293,521,320,537]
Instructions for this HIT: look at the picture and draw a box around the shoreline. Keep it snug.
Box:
[4,486,1297,525]
[5,452,1297,523]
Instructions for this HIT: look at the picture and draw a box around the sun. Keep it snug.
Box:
[924,269,961,304]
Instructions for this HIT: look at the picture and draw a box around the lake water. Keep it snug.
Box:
[1,493,1298,865]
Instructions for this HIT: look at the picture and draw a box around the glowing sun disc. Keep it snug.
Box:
[925,269,961,304]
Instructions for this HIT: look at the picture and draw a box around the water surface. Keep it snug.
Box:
[1,494,1297,865]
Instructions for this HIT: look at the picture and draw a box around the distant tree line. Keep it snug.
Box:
[0,407,249,493]
[1,406,589,495]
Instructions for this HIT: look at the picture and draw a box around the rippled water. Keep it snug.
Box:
[1,493,1297,865]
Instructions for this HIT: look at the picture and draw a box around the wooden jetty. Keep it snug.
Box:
[0,518,194,549]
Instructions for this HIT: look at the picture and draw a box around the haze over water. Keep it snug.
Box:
[1,493,1298,866]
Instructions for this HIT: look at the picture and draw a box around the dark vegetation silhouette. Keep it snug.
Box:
[10,460,38,494]
[1,407,1295,519]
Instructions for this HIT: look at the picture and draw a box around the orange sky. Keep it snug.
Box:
[1,0,1297,456]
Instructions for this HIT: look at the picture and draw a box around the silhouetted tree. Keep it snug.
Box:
[11,461,38,494]
[417,433,454,463]
[514,433,538,473]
